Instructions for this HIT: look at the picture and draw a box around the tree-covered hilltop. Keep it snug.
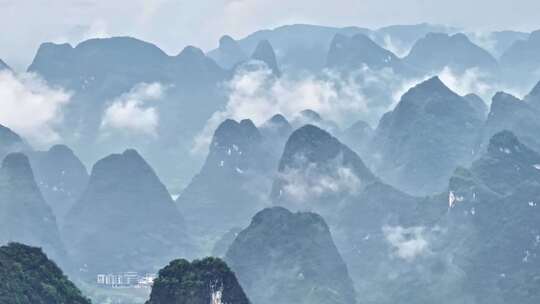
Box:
[146,257,250,304]
[0,242,91,304]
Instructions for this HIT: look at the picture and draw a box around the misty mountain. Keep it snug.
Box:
[269,124,443,302]
[208,23,455,74]
[146,257,250,304]
[28,36,229,191]
[404,33,498,73]
[463,93,488,118]
[287,109,340,135]
[210,35,248,70]
[446,131,540,303]
[62,149,192,276]
[372,76,484,195]
[251,40,281,76]
[271,124,376,218]
[471,130,540,195]
[326,33,413,75]
[29,145,89,226]
[0,124,30,162]
[0,153,66,264]
[500,30,540,89]
[177,118,286,251]
[483,91,540,153]
[339,119,374,161]
[375,23,457,56]
[226,207,356,304]
[0,59,10,70]
[480,30,530,58]
[0,243,91,304]
[209,24,372,74]
[524,78,540,109]
[259,113,293,140]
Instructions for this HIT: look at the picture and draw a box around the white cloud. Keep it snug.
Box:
[383,225,429,262]
[0,70,71,147]
[466,31,498,57]
[380,34,411,58]
[193,62,409,154]
[275,153,361,210]
[389,66,513,109]
[100,82,164,136]
[439,67,493,99]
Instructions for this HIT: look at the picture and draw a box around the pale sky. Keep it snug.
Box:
[1,0,539,70]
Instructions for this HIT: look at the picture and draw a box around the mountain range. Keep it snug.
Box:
[3,21,540,304]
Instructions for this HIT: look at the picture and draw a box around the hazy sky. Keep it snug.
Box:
[1,0,540,70]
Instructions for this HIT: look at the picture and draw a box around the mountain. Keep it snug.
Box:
[211,35,248,69]
[28,36,229,192]
[339,119,374,160]
[471,30,530,58]
[483,91,540,153]
[372,76,484,195]
[176,119,274,250]
[0,153,65,263]
[209,24,372,74]
[471,130,540,195]
[326,33,414,75]
[404,33,498,73]
[445,131,540,303]
[524,79,540,109]
[464,93,488,118]
[29,145,89,226]
[63,149,192,276]
[500,30,540,89]
[208,23,455,74]
[146,257,250,304]
[259,113,293,140]
[375,23,457,56]
[225,207,356,304]
[271,124,376,218]
[251,40,280,76]
[0,59,10,71]
[0,243,91,304]
[0,124,29,161]
[269,125,441,302]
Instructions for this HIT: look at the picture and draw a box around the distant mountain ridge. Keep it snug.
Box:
[29,145,89,226]
[28,36,229,192]
[404,33,498,73]
[0,153,66,264]
[372,76,484,195]
[63,149,192,276]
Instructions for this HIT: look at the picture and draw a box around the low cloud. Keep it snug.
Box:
[380,34,411,58]
[275,153,361,210]
[101,82,164,137]
[383,225,429,262]
[0,70,71,147]
[390,66,511,108]
[195,62,528,155]
[193,62,412,154]
[439,67,493,99]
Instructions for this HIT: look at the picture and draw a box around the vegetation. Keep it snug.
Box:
[0,242,91,304]
[146,257,250,304]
